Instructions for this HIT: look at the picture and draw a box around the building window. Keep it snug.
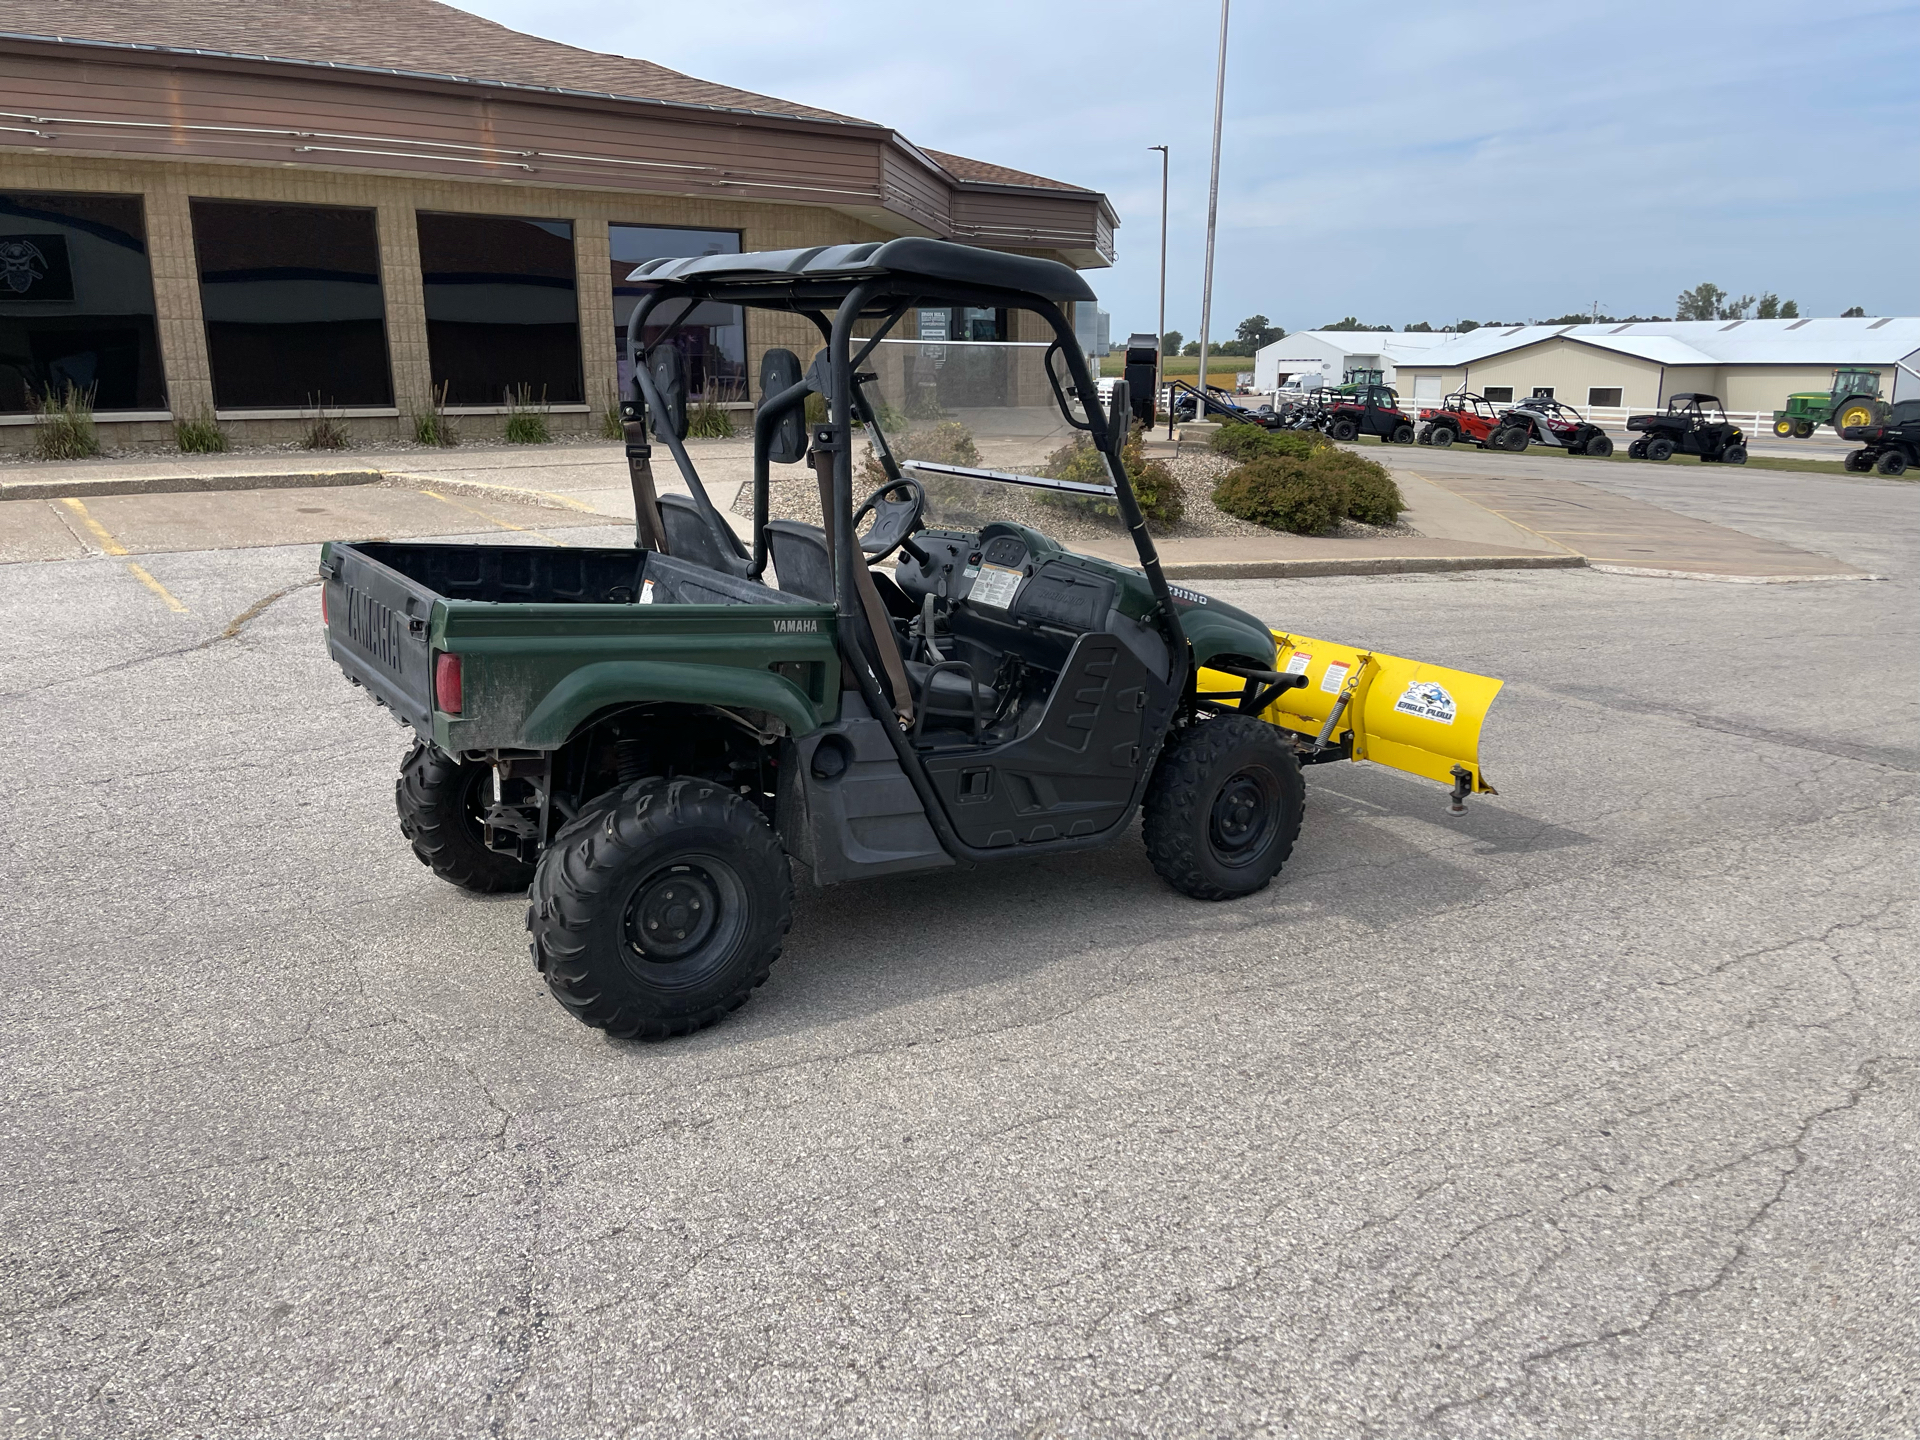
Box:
[1483,386,1514,403]
[918,307,1007,342]
[610,225,744,401]
[190,199,391,409]
[418,213,581,406]
[1588,387,1623,407]
[0,191,164,414]
[1532,387,1555,399]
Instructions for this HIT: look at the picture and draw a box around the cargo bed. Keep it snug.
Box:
[320,541,837,748]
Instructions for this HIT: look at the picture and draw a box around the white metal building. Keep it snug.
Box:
[1252,329,1455,391]
[1385,317,1920,414]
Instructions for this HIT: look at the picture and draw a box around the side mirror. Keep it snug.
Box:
[647,345,687,441]
[1106,380,1132,453]
[759,348,806,464]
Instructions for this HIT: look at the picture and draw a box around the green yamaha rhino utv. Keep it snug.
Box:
[322,240,1331,1038]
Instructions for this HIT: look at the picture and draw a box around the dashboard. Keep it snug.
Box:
[898,525,1119,634]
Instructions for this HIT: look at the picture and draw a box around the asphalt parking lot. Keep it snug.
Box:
[2,462,1914,1437]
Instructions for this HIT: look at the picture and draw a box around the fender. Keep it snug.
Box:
[465,661,826,752]
[1166,588,1280,671]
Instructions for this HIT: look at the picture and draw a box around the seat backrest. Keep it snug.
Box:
[766,519,836,602]
[640,551,810,607]
[658,492,750,577]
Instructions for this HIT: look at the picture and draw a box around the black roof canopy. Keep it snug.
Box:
[624,237,1098,307]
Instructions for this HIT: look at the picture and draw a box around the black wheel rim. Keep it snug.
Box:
[461,765,492,838]
[1208,765,1281,870]
[621,855,749,983]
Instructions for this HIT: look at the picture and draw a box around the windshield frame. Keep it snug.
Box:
[899,458,1118,499]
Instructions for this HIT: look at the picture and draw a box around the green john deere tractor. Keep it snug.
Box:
[1773,368,1885,438]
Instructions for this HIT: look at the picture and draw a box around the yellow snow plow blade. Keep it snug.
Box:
[1198,631,1503,803]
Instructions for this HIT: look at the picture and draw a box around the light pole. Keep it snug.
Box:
[1150,143,1169,436]
[1194,0,1230,416]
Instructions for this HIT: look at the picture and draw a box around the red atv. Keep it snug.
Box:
[1417,392,1503,448]
[1323,383,1416,444]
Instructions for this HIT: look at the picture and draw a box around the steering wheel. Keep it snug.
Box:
[852,476,927,561]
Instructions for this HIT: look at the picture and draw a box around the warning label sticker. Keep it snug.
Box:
[969,563,1023,610]
[1320,661,1350,694]
[1283,651,1313,676]
[1395,679,1457,725]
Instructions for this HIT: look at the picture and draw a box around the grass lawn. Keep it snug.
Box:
[1353,435,1888,480]
[1098,354,1254,378]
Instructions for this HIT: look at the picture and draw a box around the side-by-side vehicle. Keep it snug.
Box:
[322,240,1503,1038]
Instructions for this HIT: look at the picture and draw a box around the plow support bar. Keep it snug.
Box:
[1198,631,1503,794]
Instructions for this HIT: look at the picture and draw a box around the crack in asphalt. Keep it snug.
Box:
[0,575,320,701]
[1412,1054,1914,1430]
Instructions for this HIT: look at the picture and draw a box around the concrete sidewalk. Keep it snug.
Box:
[2,438,1582,578]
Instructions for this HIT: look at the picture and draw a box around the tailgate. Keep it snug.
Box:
[321,541,437,731]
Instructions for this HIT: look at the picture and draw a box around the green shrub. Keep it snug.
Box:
[32,384,99,461]
[1040,432,1109,486]
[504,411,550,444]
[174,405,228,454]
[503,384,551,445]
[1340,459,1406,526]
[598,379,623,440]
[414,382,459,447]
[1210,423,1326,462]
[1213,456,1346,534]
[302,415,350,450]
[1211,445,1404,534]
[1123,424,1184,530]
[861,420,980,487]
[686,396,735,439]
[416,410,459,446]
[1037,424,1184,532]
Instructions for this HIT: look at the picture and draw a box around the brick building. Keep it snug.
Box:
[0,0,1117,450]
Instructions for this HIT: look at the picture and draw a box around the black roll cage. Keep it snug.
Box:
[620,260,1193,866]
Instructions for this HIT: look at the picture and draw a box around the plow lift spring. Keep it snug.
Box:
[1199,632,1504,815]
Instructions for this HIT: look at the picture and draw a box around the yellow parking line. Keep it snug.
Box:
[57,497,128,555]
[420,489,568,545]
[125,562,188,613]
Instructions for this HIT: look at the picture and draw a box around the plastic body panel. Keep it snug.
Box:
[778,695,955,884]
[321,541,839,754]
[920,632,1174,848]
[321,540,437,732]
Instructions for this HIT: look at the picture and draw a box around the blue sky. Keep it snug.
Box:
[463,0,1919,340]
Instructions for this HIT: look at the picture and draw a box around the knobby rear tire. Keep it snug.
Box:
[395,741,536,894]
[1142,715,1305,901]
[528,777,793,1039]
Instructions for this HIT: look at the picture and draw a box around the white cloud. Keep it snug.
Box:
[460,0,1919,332]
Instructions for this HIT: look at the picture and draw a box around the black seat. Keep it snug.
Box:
[766,519,835,602]
[658,492,750,577]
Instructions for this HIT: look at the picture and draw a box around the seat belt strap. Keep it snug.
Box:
[813,451,913,724]
[624,422,668,553]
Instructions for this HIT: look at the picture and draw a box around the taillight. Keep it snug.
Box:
[434,652,463,715]
[320,583,328,626]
